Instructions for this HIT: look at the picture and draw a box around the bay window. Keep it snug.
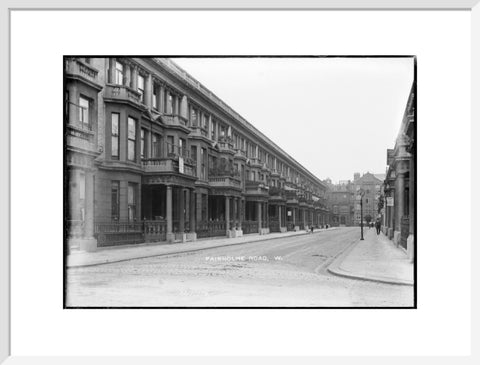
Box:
[127,183,137,221]
[137,75,145,102]
[201,148,206,179]
[78,96,90,130]
[153,86,158,110]
[191,107,197,126]
[140,129,146,159]
[115,61,124,85]
[152,134,160,158]
[111,113,119,159]
[127,117,136,161]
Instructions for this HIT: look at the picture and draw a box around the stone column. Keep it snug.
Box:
[84,170,95,239]
[386,199,390,230]
[190,189,196,233]
[233,198,238,229]
[266,203,269,227]
[277,205,281,226]
[185,188,190,231]
[257,201,262,233]
[175,95,180,115]
[196,143,202,178]
[124,63,131,87]
[409,159,415,234]
[74,169,96,252]
[109,58,116,84]
[208,115,213,140]
[396,173,405,233]
[179,188,185,233]
[180,95,188,119]
[408,157,415,261]
[293,208,296,225]
[145,73,152,109]
[159,85,165,113]
[131,65,138,90]
[196,191,203,224]
[225,196,230,232]
[388,192,394,234]
[239,199,244,228]
[166,186,173,242]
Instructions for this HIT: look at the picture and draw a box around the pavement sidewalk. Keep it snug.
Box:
[327,228,414,286]
[67,227,336,269]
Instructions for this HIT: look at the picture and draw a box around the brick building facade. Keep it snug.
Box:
[353,172,383,225]
[325,179,355,226]
[65,57,329,251]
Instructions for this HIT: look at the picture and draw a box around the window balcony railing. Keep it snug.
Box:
[234,149,247,158]
[164,142,197,165]
[66,122,94,143]
[285,191,299,204]
[208,175,241,189]
[245,180,265,189]
[268,187,286,198]
[190,125,208,137]
[142,157,197,177]
[104,84,145,110]
[217,138,235,153]
[162,114,189,128]
[249,158,262,167]
[65,58,100,87]
[209,166,241,179]
[245,180,269,195]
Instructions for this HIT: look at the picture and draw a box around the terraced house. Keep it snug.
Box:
[65,57,329,252]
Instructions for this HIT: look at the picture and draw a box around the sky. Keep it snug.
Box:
[174,57,414,184]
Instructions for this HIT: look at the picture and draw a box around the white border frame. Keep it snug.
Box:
[1,1,479,363]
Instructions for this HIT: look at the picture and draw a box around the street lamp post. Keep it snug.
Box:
[358,189,365,240]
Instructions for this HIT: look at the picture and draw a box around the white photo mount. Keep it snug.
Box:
[2,0,479,363]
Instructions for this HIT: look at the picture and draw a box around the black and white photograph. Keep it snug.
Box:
[64,56,416,308]
[5,2,477,361]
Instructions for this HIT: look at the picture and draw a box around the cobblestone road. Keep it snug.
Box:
[66,227,414,307]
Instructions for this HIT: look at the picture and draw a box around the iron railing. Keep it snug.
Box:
[269,221,280,233]
[94,220,144,247]
[243,220,259,234]
[196,221,227,238]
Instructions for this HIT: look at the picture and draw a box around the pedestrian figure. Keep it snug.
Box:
[375,219,381,235]
[310,225,314,234]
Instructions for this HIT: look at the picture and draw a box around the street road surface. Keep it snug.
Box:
[66,227,414,307]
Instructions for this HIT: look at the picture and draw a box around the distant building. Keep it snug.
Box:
[353,172,383,225]
[325,180,355,226]
[383,81,415,261]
